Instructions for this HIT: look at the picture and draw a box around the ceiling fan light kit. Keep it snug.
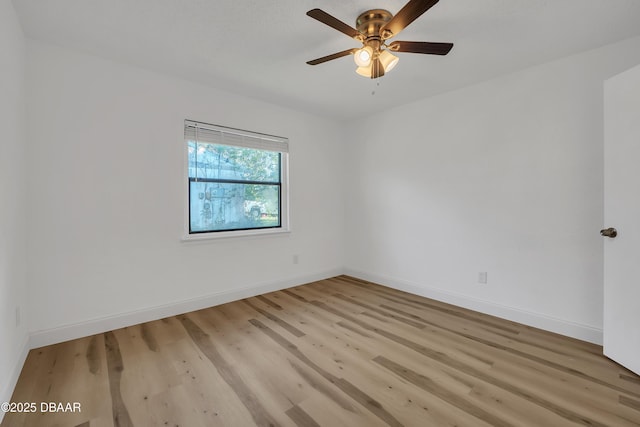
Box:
[356,65,373,77]
[379,49,399,72]
[306,0,453,79]
[354,45,374,67]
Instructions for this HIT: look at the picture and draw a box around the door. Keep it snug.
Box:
[603,63,640,376]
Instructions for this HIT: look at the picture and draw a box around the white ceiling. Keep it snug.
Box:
[13,0,640,121]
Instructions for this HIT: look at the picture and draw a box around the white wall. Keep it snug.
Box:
[25,41,345,345]
[344,36,640,344]
[0,0,29,412]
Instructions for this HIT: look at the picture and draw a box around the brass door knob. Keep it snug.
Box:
[600,227,617,238]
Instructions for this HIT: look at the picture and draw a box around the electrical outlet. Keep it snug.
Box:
[15,306,21,327]
[293,254,299,265]
[478,272,488,284]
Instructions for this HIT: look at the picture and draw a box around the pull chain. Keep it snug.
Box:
[371,79,381,96]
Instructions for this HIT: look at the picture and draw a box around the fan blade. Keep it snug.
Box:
[388,41,453,55]
[371,58,385,79]
[380,0,439,39]
[307,9,362,40]
[307,48,359,66]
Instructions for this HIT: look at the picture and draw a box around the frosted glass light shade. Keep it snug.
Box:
[379,50,399,72]
[354,46,373,67]
[356,64,372,78]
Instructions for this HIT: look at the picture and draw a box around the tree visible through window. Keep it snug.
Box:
[185,121,289,236]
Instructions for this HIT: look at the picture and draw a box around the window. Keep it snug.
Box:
[184,120,289,238]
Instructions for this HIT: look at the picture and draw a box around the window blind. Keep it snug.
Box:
[184,120,289,153]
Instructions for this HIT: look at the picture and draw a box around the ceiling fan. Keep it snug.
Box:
[306,0,453,79]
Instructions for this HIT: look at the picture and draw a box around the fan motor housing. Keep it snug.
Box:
[356,9,392,38]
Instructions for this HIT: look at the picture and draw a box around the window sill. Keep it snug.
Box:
[181,227,290,242]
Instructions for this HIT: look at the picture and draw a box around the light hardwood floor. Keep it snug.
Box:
[3,275,640,426]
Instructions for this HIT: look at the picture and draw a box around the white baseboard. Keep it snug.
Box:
[343,268,603,345]
[0,335,30,424]
[29,268,343,349]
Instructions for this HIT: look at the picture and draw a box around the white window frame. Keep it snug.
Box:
[182,120,290,241]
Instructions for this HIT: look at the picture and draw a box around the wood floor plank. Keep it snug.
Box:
[248,318,403,427]
[622,374,640,386]
[160,337,256,426]
[139,323,159,352]
[178,314,282,427]
[86,335,101,375]
[104,331,134,427]
[4,276,640,427]
[490,360,640,426]
[256,294,284,311]
[374,356,513,427]
[285,405,321,427]
[292,393,383,427]
[111,325,183,425]
[281,289,309,302]
[191,306,323,424]
[621,395,640,412]
[243,298,306,337]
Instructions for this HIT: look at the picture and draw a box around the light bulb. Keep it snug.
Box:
[354,46,373,67]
